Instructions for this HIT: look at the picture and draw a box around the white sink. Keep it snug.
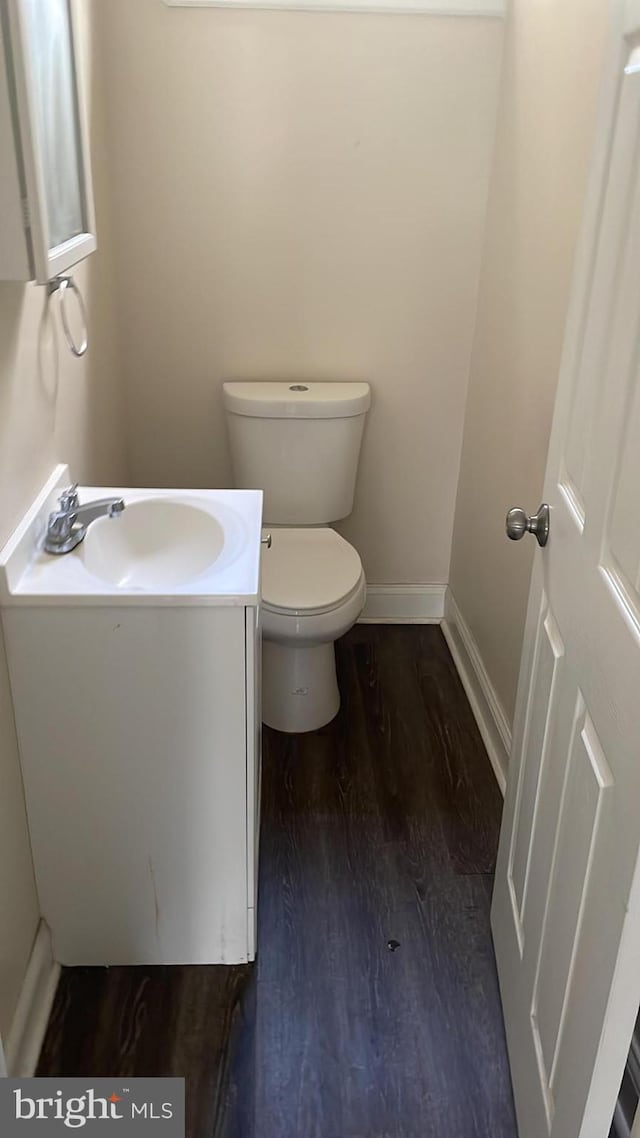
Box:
[0,465,263,970]
[0,466,263,606]
[82,499,225,589]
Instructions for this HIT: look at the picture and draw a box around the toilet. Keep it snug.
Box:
[223,381,371,733]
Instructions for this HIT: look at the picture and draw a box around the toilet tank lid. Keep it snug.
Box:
[223,381,371,419]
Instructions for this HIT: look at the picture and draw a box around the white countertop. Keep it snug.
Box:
[0,466,263,607]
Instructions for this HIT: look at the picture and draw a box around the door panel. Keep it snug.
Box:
[534,701,613,1102]
[509,605,564,939]
[560,43,640,530]
[492,9,640,1137]
[605,357,640,605]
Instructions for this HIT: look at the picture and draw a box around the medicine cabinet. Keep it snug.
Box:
[0,0,96,284]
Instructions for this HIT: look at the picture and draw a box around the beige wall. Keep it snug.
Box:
[0,0,127,1041]
[0,0,611,1045]
[97,2,504,585]
[449,0,609,728]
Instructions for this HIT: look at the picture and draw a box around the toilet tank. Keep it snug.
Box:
[223,381,371,525]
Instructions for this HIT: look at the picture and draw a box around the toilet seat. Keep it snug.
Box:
[261,527,363,617]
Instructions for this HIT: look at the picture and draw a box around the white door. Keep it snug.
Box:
[492,3,640,1137]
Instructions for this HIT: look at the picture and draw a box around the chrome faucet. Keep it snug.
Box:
[44,485,125,555]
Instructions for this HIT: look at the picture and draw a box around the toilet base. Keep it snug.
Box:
[262,640,340,733]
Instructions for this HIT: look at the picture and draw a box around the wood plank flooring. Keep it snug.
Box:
[37,625,517,1138]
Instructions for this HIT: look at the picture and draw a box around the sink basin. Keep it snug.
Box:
[0,467,262,605]
[82,499,225,588]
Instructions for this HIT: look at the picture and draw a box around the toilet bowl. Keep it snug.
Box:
[223,379,371,733]
[260,527,366,732]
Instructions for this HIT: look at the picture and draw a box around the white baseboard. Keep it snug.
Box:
[441,588,510,795]
[359,584,446,624]
[4,922,60,1076]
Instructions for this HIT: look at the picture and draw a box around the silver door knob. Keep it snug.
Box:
[506,503,550,547]
[261,533,272,549]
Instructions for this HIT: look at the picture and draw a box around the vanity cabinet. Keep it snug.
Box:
[3,602,261,966]
[0,0,97,282]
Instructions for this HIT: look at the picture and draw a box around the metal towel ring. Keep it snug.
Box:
[48,275,88,358]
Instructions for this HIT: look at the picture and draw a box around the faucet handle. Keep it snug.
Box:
[59,484,79,512]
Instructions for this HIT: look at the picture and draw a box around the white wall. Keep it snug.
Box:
[0,0,127,1042]
[449,0,609,730]
[97,2,504,586]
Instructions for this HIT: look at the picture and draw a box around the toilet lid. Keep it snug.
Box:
[261,528,363,614]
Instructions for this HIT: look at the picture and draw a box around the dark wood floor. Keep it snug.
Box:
[37,626,517,1138]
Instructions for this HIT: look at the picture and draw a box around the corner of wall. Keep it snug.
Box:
[445,13,508,588]
[3,922,60,1077]
[442,587,510,793]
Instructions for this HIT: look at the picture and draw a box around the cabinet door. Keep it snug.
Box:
[1,0,96,282]
[4,604,249,966]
